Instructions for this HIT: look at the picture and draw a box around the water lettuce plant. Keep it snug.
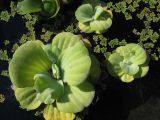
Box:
[106,43,149,83]
[9,32,101,119]
[17,0,60,18]
[75,3,113,34]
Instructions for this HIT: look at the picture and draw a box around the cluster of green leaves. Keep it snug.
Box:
[75,3,113,34]
[0,1,17,22]
[106,43,149,83]
[65,22,79,34]
[0,49,9,61]
[9,32,101,119]
[93,34,127,58]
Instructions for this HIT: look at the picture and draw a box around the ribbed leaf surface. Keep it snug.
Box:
[9,41,51,88]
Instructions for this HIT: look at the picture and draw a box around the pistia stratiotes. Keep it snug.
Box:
[9,32,101,119]
[106,43,149,83]
[75,3,113,34]
[17,0,60,18]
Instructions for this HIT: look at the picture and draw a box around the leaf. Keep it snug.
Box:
[93,6,104,20]
[83,0,101,7]
[15,87,41,110]
[52,32,82,51]
[116,43,147,65]
[42,0,60,18]
[107,52,124,77]
[52,64,61,79]
[75,4,94,23]
[90,18,112,34]
[134,63,149,78]
[42,44,60,63]
[57,82,95,113]
[37,88,55,104]
[78,22,94,33]
[121,74,134,83]
[9,41,52,88]
[120,62,139,75]
[44,104,75,120]
[59,41,91,85]
[34,73,64,104]
[17,0,43,14]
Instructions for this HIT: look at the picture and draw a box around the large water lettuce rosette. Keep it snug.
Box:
[9,32,100,119]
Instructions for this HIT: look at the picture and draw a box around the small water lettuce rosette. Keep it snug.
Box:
[75,3,113,34]
[9,32,101,119]
[17,0,60,18]
[106,43,149,83]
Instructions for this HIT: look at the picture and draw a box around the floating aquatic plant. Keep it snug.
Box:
[75,3,113,34]
[17,0,60,18]
[106,43,149,83]
[9,32,101,119]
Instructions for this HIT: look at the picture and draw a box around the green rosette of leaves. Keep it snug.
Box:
[106,43,149,83]
[17,0,60,18]
[75,3,113,34]
[9,32,101,119]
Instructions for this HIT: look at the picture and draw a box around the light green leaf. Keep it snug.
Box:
[107,53,124,77]
[93,6,104,20]
[134,63,149,78]
[57,82,95,113]
[34,73,64,104]
[52,32,82,51]
[42,0,60,18]
[83,0,101,7]
[42,44,60,63]
[9,41,52,88]
[52,64,60,79]
[75,4,94,23]
[15,87,41,110]
[116,43,147,65]
[120,62,139,75]
[78,22,94,33]
[90,18,112,34]
[44,104,75,120]
[59,41,91,85]
[17,0,43,14]
[37,88,55,104]
[121,74,134,83]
